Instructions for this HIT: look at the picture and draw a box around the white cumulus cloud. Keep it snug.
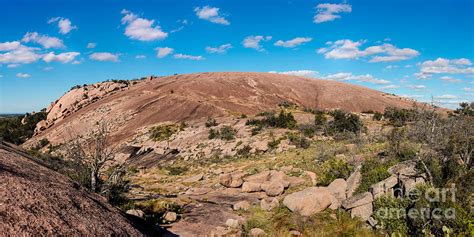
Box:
[415,58,474,79]
[16,73,31,78]
[269,70,319,78]
[173,53,204,60]
[121,9,168,41]
[0,44,42,64]
[274,37,312,48]
[156,47,174,58]
[87,42,97,49]
[43,52,80,63]
[321,72,390,84]
[48,17,77,34]
[194,6,230,25]
[440,76,462,83]
[318,39,419,62]
[314,3,352,23]
[205,44,232,54]
[89,52,119,62]
[22,32,64,49]
[242,36,272,52]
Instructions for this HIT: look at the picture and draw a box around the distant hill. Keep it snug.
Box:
[25,72,417,148]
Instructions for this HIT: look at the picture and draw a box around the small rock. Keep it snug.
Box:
[368,216,378,227]
[219,173,243,188]
[233,200,251,211]
[289,230,302,236]
[342,192,373,210]
[280,165,293,172]
[163,211,177,222]
[283,187,333,216]
[125,209,145,219]
[242,182,262,192]
[305,171,317,186]
[249,228,265,237]
[261,182,285,197]
[225,218,240,229]
[260,197,279,211]
[212,168,223,175]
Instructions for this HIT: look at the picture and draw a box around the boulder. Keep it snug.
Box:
[242,182,262,193]
[219,173,243,188]
[342,192,373,210]
[370,175,398,199]
[225,218,240,229]
[261,182,285,197]
[283,187,333,216]
[183,173,204,183]
[163,211,177,222]
[350,202,373,221]
[250,228,265,237]
[346,166,362,198]
[233,201,251,211]
[327,178,347,202]
[125,209,145,219]
[260,197,279,211]
[244,171,271,183]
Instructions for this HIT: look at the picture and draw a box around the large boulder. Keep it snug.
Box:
[370,175,398,199]
[283,187,333,216]
[350,203,373,221]
[219,173,243,188]
[261,182,285,197]
[342,192,373,210]
[327,179,347,210]
[242,182,262,193]
[346,166,362,198]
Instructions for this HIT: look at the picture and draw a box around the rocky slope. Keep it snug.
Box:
[0,142,144,236]
[25,72,416,150]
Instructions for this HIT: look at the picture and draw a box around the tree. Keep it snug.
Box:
[66,121,115,192]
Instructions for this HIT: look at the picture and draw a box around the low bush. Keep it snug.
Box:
[317,157,353,186]
[327,110,364,135]
[383,107,417,127]
[205,117,218,127]
[208,125,236,140]
[373,111,383,121]
[246,110,297,129]
[149,124,179,141]
[287,132,311,149]
[355,158,395,194]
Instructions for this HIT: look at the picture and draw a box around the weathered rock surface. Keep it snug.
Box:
[126,209,145,219]
[163,211,178,222]
[283,187,333,216]
[250,228,265,236]
[260,197,279,211]
[346,166,362,198]
[261,182,285,197]
[350,203,373,221]
[219,173,244,188]
[242,182,262,193]
[370,175,398,199]
[0,142,144,236]
[233,200,251,211]
[342,192,373,210]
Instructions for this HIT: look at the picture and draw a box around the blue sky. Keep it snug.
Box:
[0,0,473,113]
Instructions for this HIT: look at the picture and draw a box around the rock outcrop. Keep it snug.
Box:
[0,142,144,236]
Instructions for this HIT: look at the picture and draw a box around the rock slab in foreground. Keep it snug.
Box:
[283,187,333,216]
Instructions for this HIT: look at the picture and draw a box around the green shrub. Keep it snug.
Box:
[236,145,252,158]
[373,111,383,121]
[208,125,236,140]
[314,110,327,127]
[373,196,409,235]
[327,110,364,135]
[299,124,316,137]
[246,110,297,129]
[355,158,394,194]
[318,157,353,186]
[287,132,311,149]
[165,166,189,175]
[267,137,281,150]
[149,124,179,141]
[205,117,218,127]
[383,107,416,127]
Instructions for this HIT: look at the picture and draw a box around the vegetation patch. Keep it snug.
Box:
[246,110,297,129]
[208,125,236,140]
[149,124,180,141]
[317,157,353,186]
